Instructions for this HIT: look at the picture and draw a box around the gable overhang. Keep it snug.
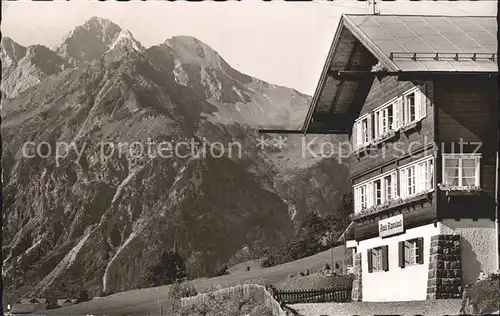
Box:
[260,15,384,136]
[258,14,498,136]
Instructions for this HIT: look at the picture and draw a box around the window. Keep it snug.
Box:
[368,245,388,272]
[372,247,382,271]
[399,156,434,199]
[398,238,424,268]
[405,92,416,123]
[360,185,367,209]
[384,175,393,201]
[402,87,427,126]
[362,118,369,143]
[374,179,382,205]
[374,100,397,138]
[353,114,372,148]
[405,240,417,265]
[442,154,480,187]
[419,158,434,191]
[407,165,416,196]
[354,171,397,213]
[354,184,369,213]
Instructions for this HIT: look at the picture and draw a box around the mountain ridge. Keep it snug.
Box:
[1,16,350,302]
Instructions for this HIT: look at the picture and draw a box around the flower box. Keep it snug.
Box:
[372,130,397,146]
[438,184,482,196]
[400,121,419,133]
[350,191,432,220]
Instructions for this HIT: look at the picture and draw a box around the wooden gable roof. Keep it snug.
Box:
[299,14,498,135]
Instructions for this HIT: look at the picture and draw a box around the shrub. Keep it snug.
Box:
[261,192,354,268]
[143,250,187,287]
[460,273,500,315]
[209,265,229,278]
[169,281,197,300]
[76,290,89,303]
[167,281,198,316]
[177,291,274,316]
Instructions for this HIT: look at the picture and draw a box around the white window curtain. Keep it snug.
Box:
[443,155,480,187]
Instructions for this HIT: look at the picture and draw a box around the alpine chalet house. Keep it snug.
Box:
[260,14,498,302]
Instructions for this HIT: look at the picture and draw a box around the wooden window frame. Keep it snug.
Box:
[353,170,397,214]
[398,237,424,268]
[399,156,434,199]
[374,99,397,138]
[354,113,373,149]
[442,154,481,188]
[367,245,389,273]
[402,86,427,126]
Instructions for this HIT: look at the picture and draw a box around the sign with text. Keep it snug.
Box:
[378,214,404,238]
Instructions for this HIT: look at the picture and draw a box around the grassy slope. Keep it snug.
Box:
[41,246,347,315]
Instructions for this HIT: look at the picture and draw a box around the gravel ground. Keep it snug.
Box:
[290,299,463,316]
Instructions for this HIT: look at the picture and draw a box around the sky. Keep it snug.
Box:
[1,0,497,95]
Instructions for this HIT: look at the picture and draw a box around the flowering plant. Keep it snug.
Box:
[399,121,419,132]
[351,191,431,220]
[438,184,481,192]
[373,130,397,144]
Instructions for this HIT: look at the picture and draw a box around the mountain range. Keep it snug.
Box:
[1,16,349,302]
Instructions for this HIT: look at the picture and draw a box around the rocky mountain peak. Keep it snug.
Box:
[165,35,226,70]
[55,16,123,64]
[84,16,119,31]
[107,29,145,53]
[1,37,27,65]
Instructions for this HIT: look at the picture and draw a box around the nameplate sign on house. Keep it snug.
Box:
[378,214,404,237]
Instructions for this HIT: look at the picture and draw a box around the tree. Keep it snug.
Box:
[261,192,354,268]
[144,250,187,287]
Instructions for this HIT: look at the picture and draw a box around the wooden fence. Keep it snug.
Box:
[274,285,352,304]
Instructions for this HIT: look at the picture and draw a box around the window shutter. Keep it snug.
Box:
[367,249,373,273]
[418,162,425,194]
[367,182,373,208]
[367,114,373,142]
[398,241,405,268]
[352,123,358,148]
[418,87,427,120]
[354,188,360,213]
[394,97,403,128]
[382,245,389,271]
[357,122,363,147]
[392,173,398,199]
[400,169,407,199]
[417,237,424,264]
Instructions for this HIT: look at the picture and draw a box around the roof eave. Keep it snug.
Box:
[301,15,400,135]
[342,15,400,73]
[301,15,350,135]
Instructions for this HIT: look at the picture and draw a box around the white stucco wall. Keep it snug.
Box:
[357,223,440,302]
[439,219,497,286]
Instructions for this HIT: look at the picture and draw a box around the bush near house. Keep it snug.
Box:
[460,272,500,315]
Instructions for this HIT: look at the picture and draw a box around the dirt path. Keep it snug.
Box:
[290,299,462,316]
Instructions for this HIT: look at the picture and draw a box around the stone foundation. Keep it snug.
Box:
[426,234,463,299]
[351,252,362,301]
